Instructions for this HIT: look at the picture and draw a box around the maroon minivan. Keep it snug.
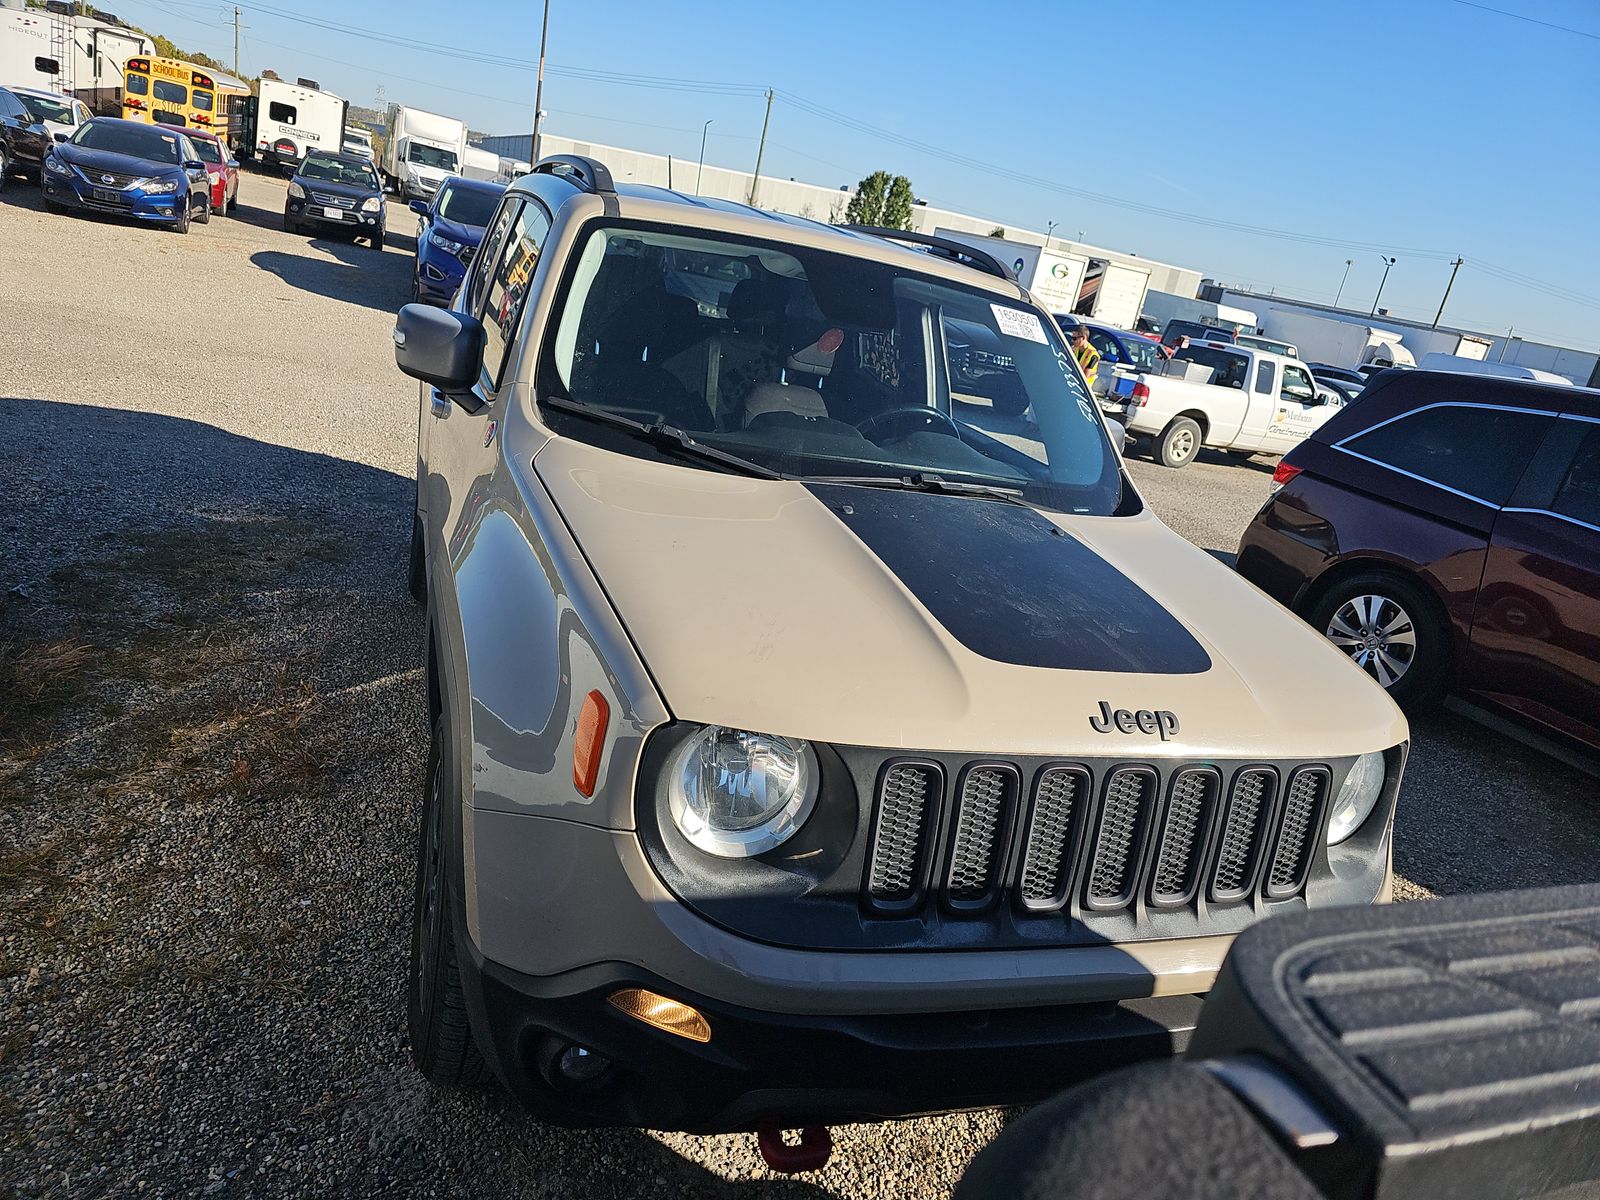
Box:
[1236,370,1600,750]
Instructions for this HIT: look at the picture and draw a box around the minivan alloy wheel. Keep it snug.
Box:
[1326,594,1416,688]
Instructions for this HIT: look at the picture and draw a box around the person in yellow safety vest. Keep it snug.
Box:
[1071,325,1101,388]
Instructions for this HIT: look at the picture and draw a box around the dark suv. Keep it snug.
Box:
[1236,371,1600,749]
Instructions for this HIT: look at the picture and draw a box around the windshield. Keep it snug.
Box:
[1118,334,1164,371]
[191,138,222,164]
[408,143,457,171]
[436,184,500,228]
[20,94,73,124]
[299,156,378,188]
[1175,346,1251,388]
[70,120,183,163]
[543,223,1122,515]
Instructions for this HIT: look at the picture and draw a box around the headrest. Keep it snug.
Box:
[729,276,788,323]
[744,382,828,423]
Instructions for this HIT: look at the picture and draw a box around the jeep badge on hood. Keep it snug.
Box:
[1090,701,1180,740]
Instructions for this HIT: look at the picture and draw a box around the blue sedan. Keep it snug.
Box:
[410,176,506,305]
[41,117,211,233]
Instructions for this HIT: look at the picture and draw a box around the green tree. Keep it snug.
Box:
[989,226,1006,238]
[844,170,915,230]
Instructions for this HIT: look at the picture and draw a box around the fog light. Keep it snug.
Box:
[607,988,711,1043]
[555,1043,611,1084]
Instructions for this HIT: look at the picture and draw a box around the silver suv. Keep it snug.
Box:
[394,155,1407,1137]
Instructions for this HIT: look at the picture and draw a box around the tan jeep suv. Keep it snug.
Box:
[392,154,1407,1140]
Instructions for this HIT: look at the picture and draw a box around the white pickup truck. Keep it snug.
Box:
[1123,343,1343,468]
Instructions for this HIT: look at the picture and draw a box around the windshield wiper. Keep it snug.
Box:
[540,394,784,479]
[809,471,1039,510]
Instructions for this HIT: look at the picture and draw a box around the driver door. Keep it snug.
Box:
[1257,361,1323,454]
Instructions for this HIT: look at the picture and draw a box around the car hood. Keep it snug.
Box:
[296,176,379,201]
[534,437,1407,759]
[57,143,183,179]
[431,215,485,246]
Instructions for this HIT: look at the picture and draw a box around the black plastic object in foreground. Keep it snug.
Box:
[1190,884,1600,1200]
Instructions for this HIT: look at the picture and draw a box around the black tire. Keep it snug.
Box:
[282,211,297,235]
[45,197,65,215]
[407,514,427,605]
[194,196,210,225]
[173,198,191,235]
[1156,416,1203,468]
[369,223,385,249]
[408,716,487,1086]
[1307,570,1450,711]
[226,190,238,215]
[0,146,8,191]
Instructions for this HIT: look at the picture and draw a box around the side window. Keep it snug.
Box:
[479,201,552,390]
[0,91,21,119]
[1550,424,1600,528]
[1256,361,1275,395]
[1341,404,1553,505]
[465,197,521,321]
[1281,365,1316,402]
[125,74,148,97]
[1088,331,1118,363]
[268,101,296,125]
[35,56,60,76]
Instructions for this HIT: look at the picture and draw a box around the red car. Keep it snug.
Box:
[184,128,239,216]
[1236,370,1600,750]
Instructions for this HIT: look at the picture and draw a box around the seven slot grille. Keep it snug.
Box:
[310,190,356,210]
[864,759,1336,916]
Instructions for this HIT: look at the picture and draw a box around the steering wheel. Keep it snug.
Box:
[856,406,962,443]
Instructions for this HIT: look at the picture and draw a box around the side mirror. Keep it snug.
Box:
[408,199,431,216]
[393,304,484,409]
[53,131,70,143]
[227,158,239,169]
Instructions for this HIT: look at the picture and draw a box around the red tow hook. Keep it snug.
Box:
[757,1122,833,1173]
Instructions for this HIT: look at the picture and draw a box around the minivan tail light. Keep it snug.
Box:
[1131,382,1151,407]
[1269,461,1303,495]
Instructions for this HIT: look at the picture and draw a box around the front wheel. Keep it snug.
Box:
[0,147,9,191]
[173,199,191,235]
[193,196,210,225]
[369,223,385,249]
[1307,570,1450,711]
[408,717,487,1086]
[1156,416,1202,468]
[407,514,427,605]
[282,211,297,235]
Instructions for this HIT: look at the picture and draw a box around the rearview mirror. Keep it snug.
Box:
[53,131,70,143]
[408,199,431,216]
[393,304,484,408]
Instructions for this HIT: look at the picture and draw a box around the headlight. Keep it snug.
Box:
[428,231,464,254]
[207,171,221,185]
[1327,751,1384,844]
[361,195,382,213]
[287,179,305,199]
[45,155,69,175]
[664,726,817,858]
[142,179,178,194]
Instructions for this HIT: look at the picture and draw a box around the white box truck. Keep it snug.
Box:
[1255,309,1414,370]
[935,231,1089,315]
[462,144,499,182]
[382,105,467,201]
[1138,289,1258,335]
[253,77,348,172]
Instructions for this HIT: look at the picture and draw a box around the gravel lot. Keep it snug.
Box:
[3,169,1597,1199]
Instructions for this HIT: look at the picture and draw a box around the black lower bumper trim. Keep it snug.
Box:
[457,922,1203,1133]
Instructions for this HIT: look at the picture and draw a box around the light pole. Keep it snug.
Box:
[529,0,551,163]
[695,120,712,194]
[1369,255,1396,317]
[1045,220,1057,248]
[1334,258,1353,307]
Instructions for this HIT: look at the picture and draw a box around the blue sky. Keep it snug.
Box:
[127,0,1599,348]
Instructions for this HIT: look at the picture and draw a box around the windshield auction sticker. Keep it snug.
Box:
[990,304,1048,344]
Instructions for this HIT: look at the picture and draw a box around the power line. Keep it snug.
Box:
[1446,0,1600,42]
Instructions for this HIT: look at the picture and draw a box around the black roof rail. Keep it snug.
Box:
[841,225,1015,282]
[530,154,615,195]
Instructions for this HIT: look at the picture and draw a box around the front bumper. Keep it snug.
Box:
[43,175,186,222]
[285,197,383,234]
[459,908,1205,1132]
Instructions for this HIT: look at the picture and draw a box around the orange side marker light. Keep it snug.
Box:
[573,690,609,797]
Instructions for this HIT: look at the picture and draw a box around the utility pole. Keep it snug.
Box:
[530,0,550,163]
[232,6,240,79]
[1045,220,1056,248]
[695,119,712,194]
[1432,257,1464,329]
[1334,258,1353,307]
[1370,255,1397,317]
[748,88,773,206]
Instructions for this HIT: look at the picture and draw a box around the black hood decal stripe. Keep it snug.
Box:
[809,484,1210,675]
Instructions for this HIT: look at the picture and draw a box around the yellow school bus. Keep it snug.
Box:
[122,56,248,147]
